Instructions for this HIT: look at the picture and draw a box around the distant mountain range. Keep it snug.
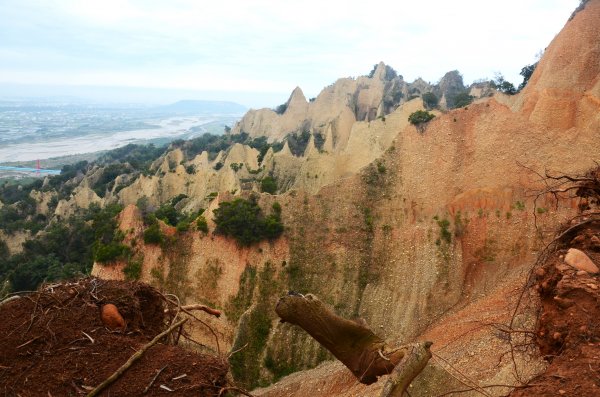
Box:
[155,100,247,114]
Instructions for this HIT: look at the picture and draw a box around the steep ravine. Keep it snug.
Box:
[87,1,600,394]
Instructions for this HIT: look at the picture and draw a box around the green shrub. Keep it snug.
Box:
[435,218,451,245]
[123,259,142,280]
[155,203,179,226]
[143,224,163,245]
[260,176,277,194]
[176,220,190,233]
[408,110,435,125]
[170,194,188,207]
[94,242,129,263]
[196,216,209,233]
[213,197,284,246]
[230,163,243,172]
[514,201,526,211]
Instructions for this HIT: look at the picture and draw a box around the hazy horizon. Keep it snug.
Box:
[0,1,581,109]
[0,82,278,109]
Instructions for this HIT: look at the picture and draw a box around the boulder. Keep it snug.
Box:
[564,248,599,273]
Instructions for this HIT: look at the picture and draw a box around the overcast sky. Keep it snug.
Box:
[0,0,580,108]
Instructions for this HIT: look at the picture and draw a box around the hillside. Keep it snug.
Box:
[0,1,599,395]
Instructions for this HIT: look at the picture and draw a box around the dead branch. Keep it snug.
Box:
[433,383,539,397]
[86,318,187,397]
[0,295,21,306]
[164,296,222,356]
[165,304,222,317]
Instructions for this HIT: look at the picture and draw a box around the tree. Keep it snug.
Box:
[492,73,517,95]
[274,103,288,115]
[408,110,435,125]
[421,92,438,109]
[449,91,474,108]
[518,62,538,91]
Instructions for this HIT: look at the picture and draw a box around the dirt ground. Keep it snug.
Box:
[509,220,600,397]
[0,278,229,396]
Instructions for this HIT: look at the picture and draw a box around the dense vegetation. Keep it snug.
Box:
[244,136,284,164]
[174,132,248,159]
[367,64,398,80]
[286,130,311,157]
[0,203,124,292]
[97,143,167,172]
[274,103,287,115]
[448,91,474,109]
[213,197,283,246]
[260,176,278,194]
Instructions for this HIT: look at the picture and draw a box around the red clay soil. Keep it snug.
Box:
[510,222,600,397]
[0,278,229,397]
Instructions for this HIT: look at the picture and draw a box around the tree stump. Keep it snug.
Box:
[275,292,431,395]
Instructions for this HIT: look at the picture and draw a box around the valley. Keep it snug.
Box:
[0,1,599,396]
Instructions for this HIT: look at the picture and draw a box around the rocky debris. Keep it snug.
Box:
[0,278,229,396]
[510,226,600,396]
[564,248,599,273]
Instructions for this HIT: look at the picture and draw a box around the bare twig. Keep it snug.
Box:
[431,353,492,397]
[228,342,249,358]
[143,366,167,394]
[81,331,95,344]
[16,336,40,349]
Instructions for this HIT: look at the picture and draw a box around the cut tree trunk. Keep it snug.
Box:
[275,292,432,394]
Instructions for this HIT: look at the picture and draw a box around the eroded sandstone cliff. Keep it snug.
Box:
[86,1,600,395]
